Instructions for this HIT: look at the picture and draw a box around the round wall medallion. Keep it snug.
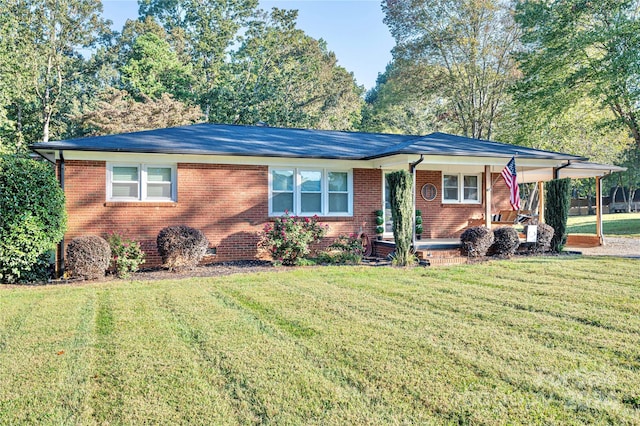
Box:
[421,183,437,201]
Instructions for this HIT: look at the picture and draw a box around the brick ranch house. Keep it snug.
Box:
[30,123,623,267]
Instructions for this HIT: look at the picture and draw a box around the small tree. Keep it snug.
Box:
[387,170,414,266]
[545,178,571,252]
[0,155,66,283]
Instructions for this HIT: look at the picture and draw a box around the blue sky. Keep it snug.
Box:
[101,0,394,90]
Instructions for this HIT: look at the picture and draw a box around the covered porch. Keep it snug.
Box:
[366,133,625,252]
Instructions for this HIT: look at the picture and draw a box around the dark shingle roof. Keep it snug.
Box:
[30,123,585,161]
[368,132,586,160]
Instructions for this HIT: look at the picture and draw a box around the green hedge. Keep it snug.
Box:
[545,178,571,252]
[0,156,66,283]
[387,170,413,266]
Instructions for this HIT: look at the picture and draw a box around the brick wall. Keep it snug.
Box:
[415,170,511,239]
[63,161,511,265]
[63,161,383,266]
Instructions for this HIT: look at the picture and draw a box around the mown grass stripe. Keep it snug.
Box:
[0,257,638,424]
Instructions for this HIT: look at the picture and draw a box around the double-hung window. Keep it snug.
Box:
[442,173,481,204]
[107,163,176,202]
[269,168,352,216]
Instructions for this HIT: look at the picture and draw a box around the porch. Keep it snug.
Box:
[373,238,467,266]
[372,232,605,266]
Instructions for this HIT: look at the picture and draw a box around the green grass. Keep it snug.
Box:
[567,212,640,237]
[1,258,640,424]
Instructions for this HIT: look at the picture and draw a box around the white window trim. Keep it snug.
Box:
[107,163,177,202]
[442,173,482,204]
[269,167,353,217]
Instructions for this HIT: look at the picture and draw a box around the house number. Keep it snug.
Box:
[421,183,437,201]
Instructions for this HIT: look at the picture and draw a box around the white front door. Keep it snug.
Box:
[383,172,394,237]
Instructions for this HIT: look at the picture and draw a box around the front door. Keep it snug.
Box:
[383,172,394,237]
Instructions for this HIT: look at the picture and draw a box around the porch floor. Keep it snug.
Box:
[375,238,461,250]
[373,238,465,266]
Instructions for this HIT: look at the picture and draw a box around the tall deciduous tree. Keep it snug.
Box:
[382,0,520,139]
[515,0,640,149]
[138,0,260,120]
[120,32,194,101]
[211,9,363,129]
[32,0,109,142]
[0,0,109,144]
[362,62,454,135]
[75,89,202,135]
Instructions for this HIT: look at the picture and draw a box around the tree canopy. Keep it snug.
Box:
[0,0,364,153]
[515,0,640,149]
[382,0,520,140]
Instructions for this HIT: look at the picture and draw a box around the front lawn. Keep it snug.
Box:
[567,212,640,237]
[1,257,639,424]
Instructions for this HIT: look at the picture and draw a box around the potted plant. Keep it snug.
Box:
[415,210,423,240]
[374,210,384,240]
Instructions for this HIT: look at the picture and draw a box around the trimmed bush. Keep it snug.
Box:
[259,214,328,266]
[66,236,111,280]
[0,155,66,283]
[157,225,209,270]
[545,178,571,252]
[490,227,520,258]
[533,223,554,253]
[387,170,414,266]
[460,226,494,257]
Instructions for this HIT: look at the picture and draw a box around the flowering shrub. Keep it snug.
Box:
[259,214,328,265]
[318,233,364,264]
[106,232,145,278]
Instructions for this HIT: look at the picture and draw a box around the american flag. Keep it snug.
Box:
[501,157,521,210]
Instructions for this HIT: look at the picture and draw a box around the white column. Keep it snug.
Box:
[485,165,492,229]
[596,176,604,245]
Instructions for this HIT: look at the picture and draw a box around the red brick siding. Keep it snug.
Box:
[63,162,510,264]
[63,161,383,266]
[415,170,511,238]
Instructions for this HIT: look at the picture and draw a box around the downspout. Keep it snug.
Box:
[409,155,424,247]
[57,150,65,278]
[553,161,571,180]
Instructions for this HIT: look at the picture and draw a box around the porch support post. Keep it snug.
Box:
[596,175,604,245]
[484,165,492,229]
[538,181,545,223]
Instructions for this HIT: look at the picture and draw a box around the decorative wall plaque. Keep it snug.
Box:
[421,183,437,201]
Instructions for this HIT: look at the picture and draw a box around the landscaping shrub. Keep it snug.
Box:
[532,223,554,253]
[157,225,209,270]
[318,234,363,264]
[66,236,111,280]
[387,170,413,266]
[460,226,494,257]
[545,178,571,252]
[0,155,66,283]
[259,214,328,266]
[106,232,145,278]
[490,227,520,258]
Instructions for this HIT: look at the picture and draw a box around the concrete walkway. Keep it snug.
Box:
[565,237,640,258]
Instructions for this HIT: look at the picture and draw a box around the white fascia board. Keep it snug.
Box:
[32,149,58,163]
[414,155,567,169]
[60,150,370,169]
